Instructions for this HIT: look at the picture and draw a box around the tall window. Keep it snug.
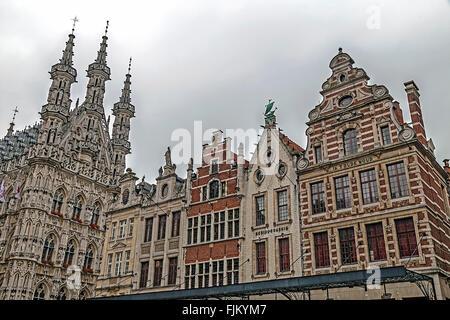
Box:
[72,195,82,219]
[387,162,409,199]
[119,220,126,239]
[200,214,209,243]
[111,222,117,240]
[144,217,153,242]
[360,169,379,204]
[157,215,166,240]
[279,238,290,272]
[311,182,325,214]
[228,209,239,238]
[395,218,418,258]
[202,187,207,201]
[381,126,391,145]
[335,175,351,210]
[343,129,358,155]
[209,180,219,199]
[366,222,386,261]
[314,232,330,268]
[339,227,357,265]
[219,211,226,240]
[84,246,94,271]
[128,218,134,237]
[213,212,220,241]
[140,262,149,288]
[171,211,180,237]
[168,257,178,285]
[277,190,289,221]
[226,258,239,285]
[124,250,131,274]
[42,234,55,262]
[154,259,163,286]
[314,145,323,163]
[114,251,122,276]
[91,203,100,226]
[107,254,113,276]
[52,189,64,214]
[211,160,218,174]
[255,195,265,226]
[221,181,227,197]
[255,242,266,274]
[63,240,75,266]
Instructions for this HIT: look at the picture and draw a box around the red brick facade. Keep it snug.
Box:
[297,49,450,299]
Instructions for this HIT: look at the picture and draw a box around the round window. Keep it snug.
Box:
[161,184,169,198]
[339,95,353,108]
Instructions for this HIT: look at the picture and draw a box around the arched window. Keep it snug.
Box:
[57,287,67,300]
[84,246,94,271]
[72,196,83,220]
[51,189,64,215]
[63,240,75,266]
[91,203,100,226]
[209,180,219,199]
[33,283,46,300]
[42,234,55,263]
[343,129,358,155]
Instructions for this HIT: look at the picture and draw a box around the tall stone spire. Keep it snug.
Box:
[80,20,111,116]
[111,58,136,177]
[38,20,78,145]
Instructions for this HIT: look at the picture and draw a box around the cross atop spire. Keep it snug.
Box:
[71,16,78,35]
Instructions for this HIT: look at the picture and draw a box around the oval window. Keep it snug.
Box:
[339,95,353,108]
[278,163,286,177]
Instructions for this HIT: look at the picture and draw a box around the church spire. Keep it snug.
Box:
[59,16,78,66]
[111,58,136,177]
[6,107,18,137]
[39,19,78,141]
[93,20,110,69]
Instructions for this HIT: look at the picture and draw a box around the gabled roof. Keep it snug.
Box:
[279,132,304,155]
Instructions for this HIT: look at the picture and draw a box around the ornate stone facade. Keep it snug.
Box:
[0,24,135,300]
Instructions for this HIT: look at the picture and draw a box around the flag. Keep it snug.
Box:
[15,181,21,200]
[0,179,5,203]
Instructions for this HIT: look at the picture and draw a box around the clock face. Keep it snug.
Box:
[339,95,353,108]
[161,184,169,198]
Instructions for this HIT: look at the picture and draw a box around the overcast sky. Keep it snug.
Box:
[1,0,449,183]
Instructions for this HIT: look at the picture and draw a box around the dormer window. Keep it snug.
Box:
[381,125,391,145]
[314,145,323,163]
[343,129,358,155]
[161,184,169,198]
[339,74,346,82]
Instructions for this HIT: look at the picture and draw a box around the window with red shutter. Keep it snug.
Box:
[366,222,386,261]
[395,218,418,258]
[256,242,266,274]
[314,232,330,268]
[279,238,290,272]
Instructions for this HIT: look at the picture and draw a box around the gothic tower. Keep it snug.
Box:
[38,26,77,146]
[111,58,135,176]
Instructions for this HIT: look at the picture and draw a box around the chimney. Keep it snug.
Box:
[404,80,427,146]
